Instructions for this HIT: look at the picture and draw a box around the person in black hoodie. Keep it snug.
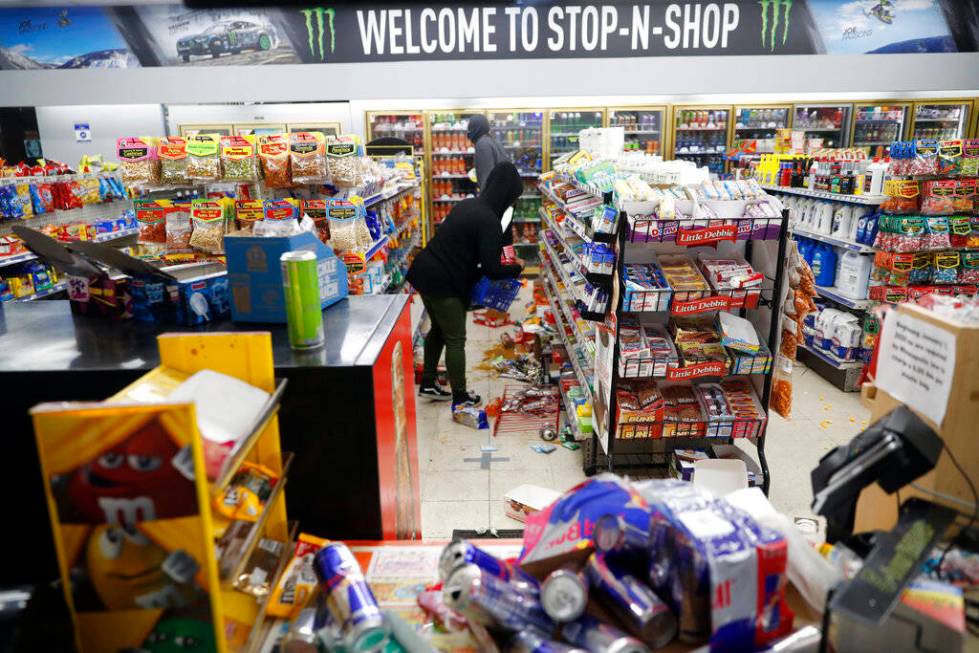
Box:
[467,114,510,194]
[407,162,524,405]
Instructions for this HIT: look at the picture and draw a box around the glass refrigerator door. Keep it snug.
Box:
[366,113,425,151]
[608,107,665,155]
[852,104,908,157]
[792,104,850,149]
[488,110,544,274]
[731,106,790,154]
[548,109,604,168]
[428,111,482,229]
[672,107,730,176]
[912,102,971,140]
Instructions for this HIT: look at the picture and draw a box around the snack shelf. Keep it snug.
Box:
[761,184,886,205]
[541,208,614,289]
[799,342,866,371]
[238,520,299,653]
[544,273,594,407]
[0,251,38,268]
[363,182,419,208]
[543,261,593,352]
[619,355,772,381]
[625,214,784,245]
[217,452,295,586]
[792,226,876,253]
[558,380,588,442]
[12,281,67,302]
[615,417,765,442]
[814,284,876,310]
[539,185,613,246]
[92,226,139,242]
[363,235,389,261]
[540,229,590,311]
[622,287,774,316]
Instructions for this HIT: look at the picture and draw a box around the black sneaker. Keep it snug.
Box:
[452,391,482,407]
[419,383,452,401]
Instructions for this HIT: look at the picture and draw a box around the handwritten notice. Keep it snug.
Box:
[876,311,956,427]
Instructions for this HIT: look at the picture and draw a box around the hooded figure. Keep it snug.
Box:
[467,114,510,194]
[407,162,524,405]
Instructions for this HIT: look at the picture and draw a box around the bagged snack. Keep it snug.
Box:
[953,179,975,213]
[214,461,277,522]
[259,198,301,236]
[165,205,193,253]
[135,200,168,250]
[880,179,920,215]
[220,135,258,182]
[289,132,327,184]
[938,140,963,177]
[452,403,489,429]
[235,538,285,597]
[117,137,160,187]
[325,135,363,187]
[186,134,222,181]
[267,534,329,619]
[920,180,957,215]
[301,198,330,243]
[962,140,979,177]
[910,139,939,176]
[189,198,227,254]
[235,199,264,232]
[326,198,371,254]
[158,136,189,186]
[258,134,291,188]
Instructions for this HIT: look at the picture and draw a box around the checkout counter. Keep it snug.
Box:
[0,295,420,586]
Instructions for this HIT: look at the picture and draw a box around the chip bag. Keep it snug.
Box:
[221,135,258,182]
[259,134,291,188]
[186,134,222,181]
[135,200,168,251]
[117,136,160,187]
[189,198,227,254]
[158,136,190,186]
[289,132,327,184]
[214,461,277,522]
[266,534,329,619]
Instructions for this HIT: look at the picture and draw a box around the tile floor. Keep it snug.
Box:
[411,291,871,540]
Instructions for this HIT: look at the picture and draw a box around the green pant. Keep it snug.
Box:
[421,294,468,398]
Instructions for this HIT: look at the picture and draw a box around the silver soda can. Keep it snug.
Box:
[511,629,588,653]
[561,614,649,653]
[584,554,676,649]
[442,563,553,635]
[314,542,389,652]
[540,567,588,623]
[438,540,538,594]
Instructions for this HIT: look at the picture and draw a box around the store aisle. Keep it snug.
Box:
[413,289,871,539]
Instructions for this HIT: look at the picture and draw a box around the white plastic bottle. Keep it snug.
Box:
[865,158,888,196]
[836,252,872,299]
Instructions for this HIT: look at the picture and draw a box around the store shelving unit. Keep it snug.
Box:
[488,109,545,275]
[547,108,605,169]
[909,100,973,141]
[791,103,852,149]
[606,106,668,156]
[539,172,787,491]
[671,105,732,176]
[365,111,426,152]
[849,102,910,157]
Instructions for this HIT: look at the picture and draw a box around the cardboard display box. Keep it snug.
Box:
[224,230,348,323]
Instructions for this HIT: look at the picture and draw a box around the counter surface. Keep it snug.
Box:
[0,295,408,372]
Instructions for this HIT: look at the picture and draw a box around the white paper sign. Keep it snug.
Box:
[876,310,956,427]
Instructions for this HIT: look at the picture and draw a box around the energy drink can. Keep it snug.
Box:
[281,250,324,350]
[593,514,650,553]
[438,541,537,593]
[280,606,321,653]
[561,614,649,653]
[584,554,677,649]
[313,542,389,652]
[511,629,588,653]
[540,567,588,623]
[443,563,553,635]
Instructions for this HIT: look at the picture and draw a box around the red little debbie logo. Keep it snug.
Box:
[676,224,737,247]
[671,295,732,315]
[667,361,727,380]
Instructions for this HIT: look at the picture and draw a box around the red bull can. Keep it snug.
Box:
[313,542,389,652]
[584,553,677,649]
[438,541,538,593]
[281,250,324,350]
[511,629,588,653]
[561,614,649,653]
[443,563,553,636]
[540,567,588,623]
[593,513,651,553]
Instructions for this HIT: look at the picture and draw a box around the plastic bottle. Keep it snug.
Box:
[812,243,838,287]
[862,212,879,246]
[865,158,888,196]
[836,252,872,299]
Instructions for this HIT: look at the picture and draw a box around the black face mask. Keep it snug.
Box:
[479,162,523,218]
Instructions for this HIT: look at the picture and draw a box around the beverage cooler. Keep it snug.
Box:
[729,104,791,174]
[792,103,851,149]
[850,102,910,157]
[671,105,731,176]
[547,108,604,169]
[426,110,483,230]
[909,100,973,140]
[365,111,426,151]
[606,106,667,155]
[488,109,545,275]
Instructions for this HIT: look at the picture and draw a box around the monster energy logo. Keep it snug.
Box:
[302,7,335,61]
[758,0,793,52]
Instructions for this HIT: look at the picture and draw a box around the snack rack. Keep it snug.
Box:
[541,176,789,493]
[31,332,294,653]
